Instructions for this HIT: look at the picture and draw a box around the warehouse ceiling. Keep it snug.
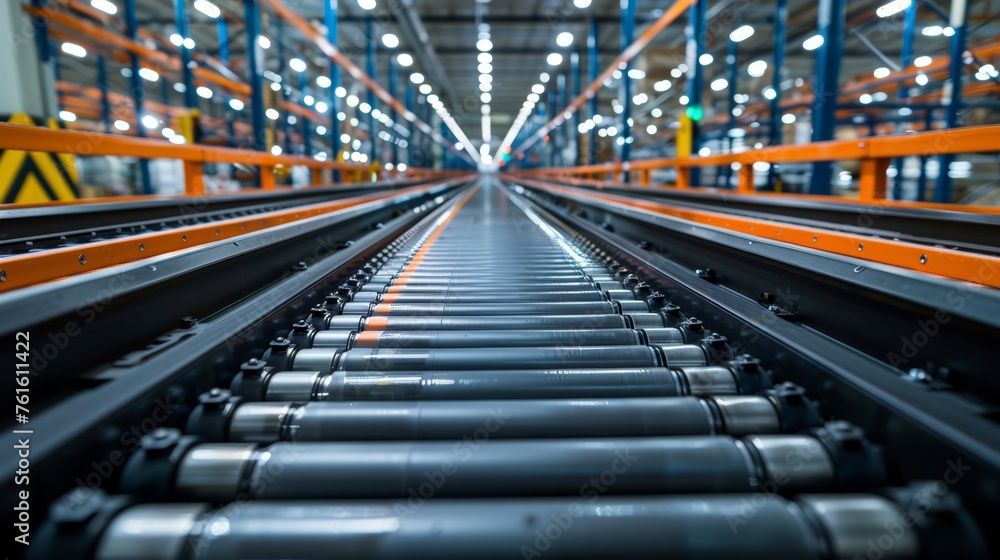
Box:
[55,0,1000,159]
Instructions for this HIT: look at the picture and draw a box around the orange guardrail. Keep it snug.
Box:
[0,121,376,197]
[516,124,1000,203]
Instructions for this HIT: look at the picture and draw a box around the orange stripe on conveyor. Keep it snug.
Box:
[521,179,1000,290]
[0,181,457,292]
[363,317,389,331]
[353,331,381,348]
[384,185,480,300]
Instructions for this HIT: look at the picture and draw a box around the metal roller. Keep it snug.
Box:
[121,429,881,502]
[71,494,938,560]
[187,395,796,443]
[254,366,746,401]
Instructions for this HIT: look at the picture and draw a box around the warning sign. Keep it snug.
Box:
[0,114,79,204]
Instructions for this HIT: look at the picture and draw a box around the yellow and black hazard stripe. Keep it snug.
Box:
[0,114,80,204]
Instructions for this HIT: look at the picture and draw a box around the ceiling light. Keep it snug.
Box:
[59,110,77,122]
[61,42,87,58]
[382,33,399,48]
[289,58,307,73]
[477,39,493,52]
[803,34,824,51]
[141,114,159,129]
[315,101,328,113]
[627,69,645,80]
[419,84,432,94]
[397,53,414,67]
[710,78,728,91]
[762,87,776,100]
[646,124,657,135]
[573,0,591,7]
[317,75,331,88]
[169,34,183,46]
[358,0,376,10]
[653,79,671,92]
[258,36,271,49]
[921,26,942,36]
[138,68,159,82]
[193,0,221,19]
[90,0,117,15]
[873,67,891,79]
[114,120,130,131]
[915,73,929,86]
[556,32,574,47]
[913,56,932,68]
[271,145,282,155]
[479,63,493,74]
[410,73,425,84]
[651,108,662,118]
[781,113,796,124]
[527,93,539,103]
[346,95,359,107]
[747,59,767,78]
[478,53,493,64]
[876,0,910,18]
[730,25,754,42]
[531,84,545,94]
[547,52,563,66]
[699,53,713,65]
[196,86,213,99]
[481,92,491,103]
[480,82,491,92]
[229,99,244,110]
[183,37,195,49]
[540,72,550,83]
[479,74,493,84]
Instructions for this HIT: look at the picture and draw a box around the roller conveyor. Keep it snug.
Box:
[25,179,992,560]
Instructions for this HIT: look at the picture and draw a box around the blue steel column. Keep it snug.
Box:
[277,21,291,154]
[808,0,845,195]
[686,0,706,186]
[366,17,377,161]
[767,0,786,189]
[218,19,230,65]
[245,0,267,184]
[892,0,918,199]
[389,56,399,165]
[173,0,198,109]
[722,37,738,188]
[556,74,567,167]
[935,0,968,203]
[405,84,415,166]
[325,0,341,180]
[917,109,932,201]
[300,72,311,155]
[125,0,152,194]
[620,0,635,181]
[571,52,581,165]
[97,56,111,133]
[588,20,599,164]
[546,89,555,167]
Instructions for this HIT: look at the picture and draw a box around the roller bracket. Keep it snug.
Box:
[119,428,201,500]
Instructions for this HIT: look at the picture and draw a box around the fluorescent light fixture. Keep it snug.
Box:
[803,34,824,51]
[876,0,910,18]
[410,73,425,84]
[229,99,244,110]
[258,36,271,49]
[317,75,332,88]
[710,78,728,91]
[193,0,220,19]
[913,56,931,68]
[59,110,77,122]
[114,119,130,131]
[196,86,213,99]
[547,53,563,66]
[397,53,414,66]
[556,32,574,47]
[729,25,754,43]
[91,0,117,15]
[61,42,87,58]
[747,59,767,78]
[289,58,307,73]
[141,114,159,129]
[382,33,399,48]
[138,68,159,81]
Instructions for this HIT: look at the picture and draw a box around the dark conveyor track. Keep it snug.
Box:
[29,179,988,560]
